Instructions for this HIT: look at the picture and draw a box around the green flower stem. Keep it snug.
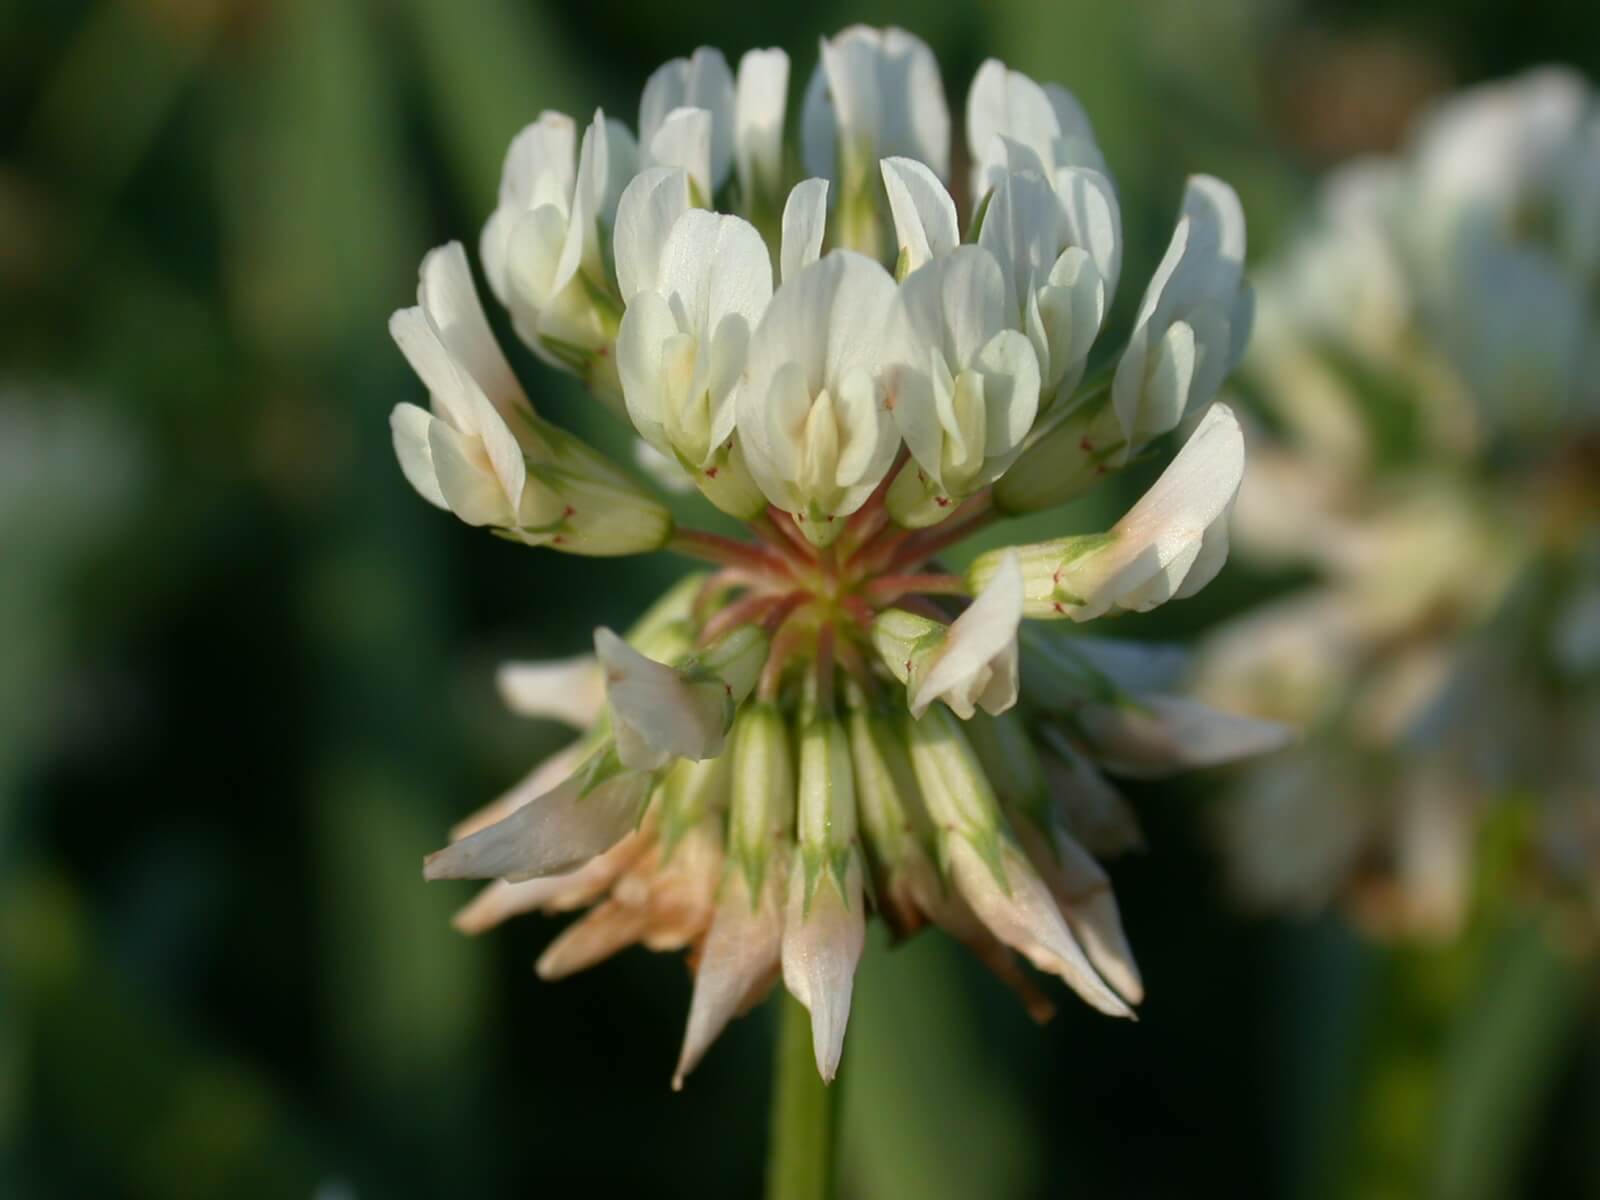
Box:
[767,992,838,1200]
[1328,918,1583,1200]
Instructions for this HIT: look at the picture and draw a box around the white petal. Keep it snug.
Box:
[451,741,588,841]
[483,112,577,302]
[427,419,514,527]
[881,156,959,275]
[616,289,680,452]
[613,166,692,302]
[977,169,1066,323]
[735,48,790,201]
[640,48,736,191]
[805,26,950,181]
[913,551,1023,719]
[1070,402,1245,620]
[646,106,715,205]
[1113,175,1246,448]
[658,209,774,341]
[595,627,728,768]
[781,858,865,1081]
[1077,693,1296,778]
[423,762,647,881]
[495,655,605,728]
[973,328,1041,462]
[390,403,446,509]
[418,242,525,419]
[781,178,829,283]
[1055,166,1121,300]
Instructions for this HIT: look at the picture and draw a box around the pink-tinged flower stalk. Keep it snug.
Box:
[390,26,1285,1086]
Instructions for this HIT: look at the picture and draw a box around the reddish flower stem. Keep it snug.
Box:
[668,528,797,581]
[758,601,816,701]
[758,507,818,563]
[862,573,968,606]
[699,591,783,646]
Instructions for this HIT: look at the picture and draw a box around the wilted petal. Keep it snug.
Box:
[674,872,783,1089]
[781,857,865,1081]
[453,828,647,935]
[947,835,1131,1017]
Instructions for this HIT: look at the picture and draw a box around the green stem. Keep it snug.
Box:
[766,993,838,1200]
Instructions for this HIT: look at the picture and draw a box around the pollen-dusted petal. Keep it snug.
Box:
[674,872,784,1089]
[781,856,865,1081]
[946,835,1131,1018]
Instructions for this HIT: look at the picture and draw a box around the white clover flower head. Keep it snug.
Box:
[1200,67,1600,940]
[388,29,1277,1084]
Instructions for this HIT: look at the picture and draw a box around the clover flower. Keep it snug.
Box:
[1196,68,1600,940]
[391,26,1280,1084]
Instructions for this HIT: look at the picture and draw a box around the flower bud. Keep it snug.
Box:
[905,706,1130,1017]
[801,27,950,260]
[969,710,1143,1004]
[676,702,793,1089]
[725,702,796,896]
[991,389,1124,514]
[783,708,865,1080]
[1112,176,1252,461]
[971,403,1244,619]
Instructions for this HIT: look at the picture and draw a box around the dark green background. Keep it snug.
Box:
[3,1,1597,1196]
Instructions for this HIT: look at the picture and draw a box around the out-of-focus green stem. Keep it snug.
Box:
[1430,920,1584,1200]
[767,993,837,1200]
[1331,918,1583,1200]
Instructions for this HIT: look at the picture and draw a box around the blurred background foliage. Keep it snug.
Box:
[2,1,1598,1197]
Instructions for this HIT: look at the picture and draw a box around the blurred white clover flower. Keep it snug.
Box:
[388,26,1282,1085]
[1197,67,1600,941]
